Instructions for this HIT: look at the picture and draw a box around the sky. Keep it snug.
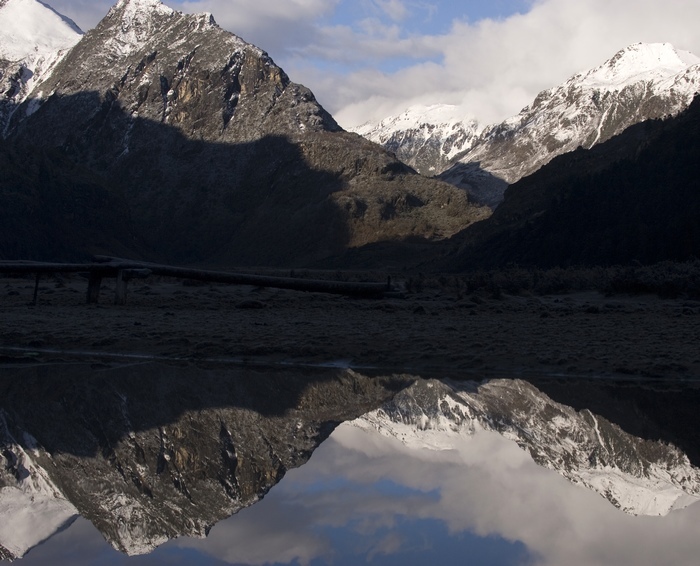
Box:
[14,422,700,565]
[44,0,700,128]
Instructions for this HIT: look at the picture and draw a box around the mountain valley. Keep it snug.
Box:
[358,43,700,209]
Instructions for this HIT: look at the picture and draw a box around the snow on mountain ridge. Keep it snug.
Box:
[0,411,78,560]
[438,42,700,206]
[354,104,479,138]
[355,42,700,207]
[0,0,81,61]
[0,0,82,133]
[576,43,700,90]
[352,103,483,175]
[352,379,700,517]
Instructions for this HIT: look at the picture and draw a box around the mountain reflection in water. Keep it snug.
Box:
[1,361,700,565]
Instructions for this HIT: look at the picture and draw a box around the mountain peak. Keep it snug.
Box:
[0,0,82,62]
[107,0,174,21]
[576,42,700,90]
[113,0,173,14]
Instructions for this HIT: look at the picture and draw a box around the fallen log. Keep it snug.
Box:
[92,256,391,298]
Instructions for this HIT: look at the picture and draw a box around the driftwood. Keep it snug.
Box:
[91,257,391,298]
[0,257,392,304]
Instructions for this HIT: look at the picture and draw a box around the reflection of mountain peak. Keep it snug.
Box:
[0,364,408,558]
[355,379,700,516]
[0,411,78,559]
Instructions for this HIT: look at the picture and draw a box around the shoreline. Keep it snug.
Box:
[2,275,699,381]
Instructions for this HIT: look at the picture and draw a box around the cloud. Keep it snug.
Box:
[373,0,410,22]
[171,422,700,566]
[173,0,337,56]
[43,0,700,129]
[15,420,700,565]
[284,0,700,127]
[44,0,113,29]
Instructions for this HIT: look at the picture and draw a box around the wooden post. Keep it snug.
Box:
[32,273,40,305]
[114,270,127,305]
[87,272,103,304]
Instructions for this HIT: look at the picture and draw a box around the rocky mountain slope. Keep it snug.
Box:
[0,0,82,133]
[353,379,700,516]
[353,104,483,176]
[443,93,700,269]
[1,0,487,266]
[0,363,409,558]
[3,362,700,558]
[357,43,700,208]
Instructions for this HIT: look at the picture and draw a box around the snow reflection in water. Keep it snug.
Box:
[1,362,700,565]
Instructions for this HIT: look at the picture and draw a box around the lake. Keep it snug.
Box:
[1,361,699,565]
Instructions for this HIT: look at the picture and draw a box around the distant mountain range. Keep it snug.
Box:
[353,104,483,178]
[0,0,487,266]
[1,0,699,269]
[354,378,700,517]
[356,43,700,208]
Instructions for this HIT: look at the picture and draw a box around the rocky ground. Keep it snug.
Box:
[1,273,699,380]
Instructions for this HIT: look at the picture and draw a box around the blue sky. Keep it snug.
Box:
[46,0,700,128]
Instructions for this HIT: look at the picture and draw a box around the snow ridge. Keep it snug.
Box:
[0,411,78,560]
[0,0,82,132]
[352,104,483,175]
[441,42,700,206]
[356,43,700,207]
[352,379,700,517]
[0,0,82,62]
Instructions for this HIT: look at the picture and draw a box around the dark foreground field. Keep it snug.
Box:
[1,270,699,380]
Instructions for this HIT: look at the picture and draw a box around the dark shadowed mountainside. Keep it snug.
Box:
[442,94,700,270]
[1,0,487,266]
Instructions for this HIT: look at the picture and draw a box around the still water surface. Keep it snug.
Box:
[1,362,699,565]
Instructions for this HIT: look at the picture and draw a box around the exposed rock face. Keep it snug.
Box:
[354,378,700,516]
[1,0,486,265]
[0,363,410,558]
[356,44,700,209]
[353,104,483,176]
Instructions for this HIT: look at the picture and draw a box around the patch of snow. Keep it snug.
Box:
[0,0,82,62]
[576,43,700,91]
[0,412,78,558]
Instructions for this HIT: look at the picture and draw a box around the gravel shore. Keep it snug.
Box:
[2,274,699,380]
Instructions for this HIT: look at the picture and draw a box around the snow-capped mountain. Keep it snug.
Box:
[358,43,700,208]
[353,379,700,517]
[353,104,483,176]
[0,411,78,560]
[0,364,407,558]
[1,0,485,266]
[0,0,82,132]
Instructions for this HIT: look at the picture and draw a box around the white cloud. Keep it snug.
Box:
[173,0,337,55]
[373,0,409,22]
[172,422,700,566]
[286,0,700,128]
[43,0,700,129]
